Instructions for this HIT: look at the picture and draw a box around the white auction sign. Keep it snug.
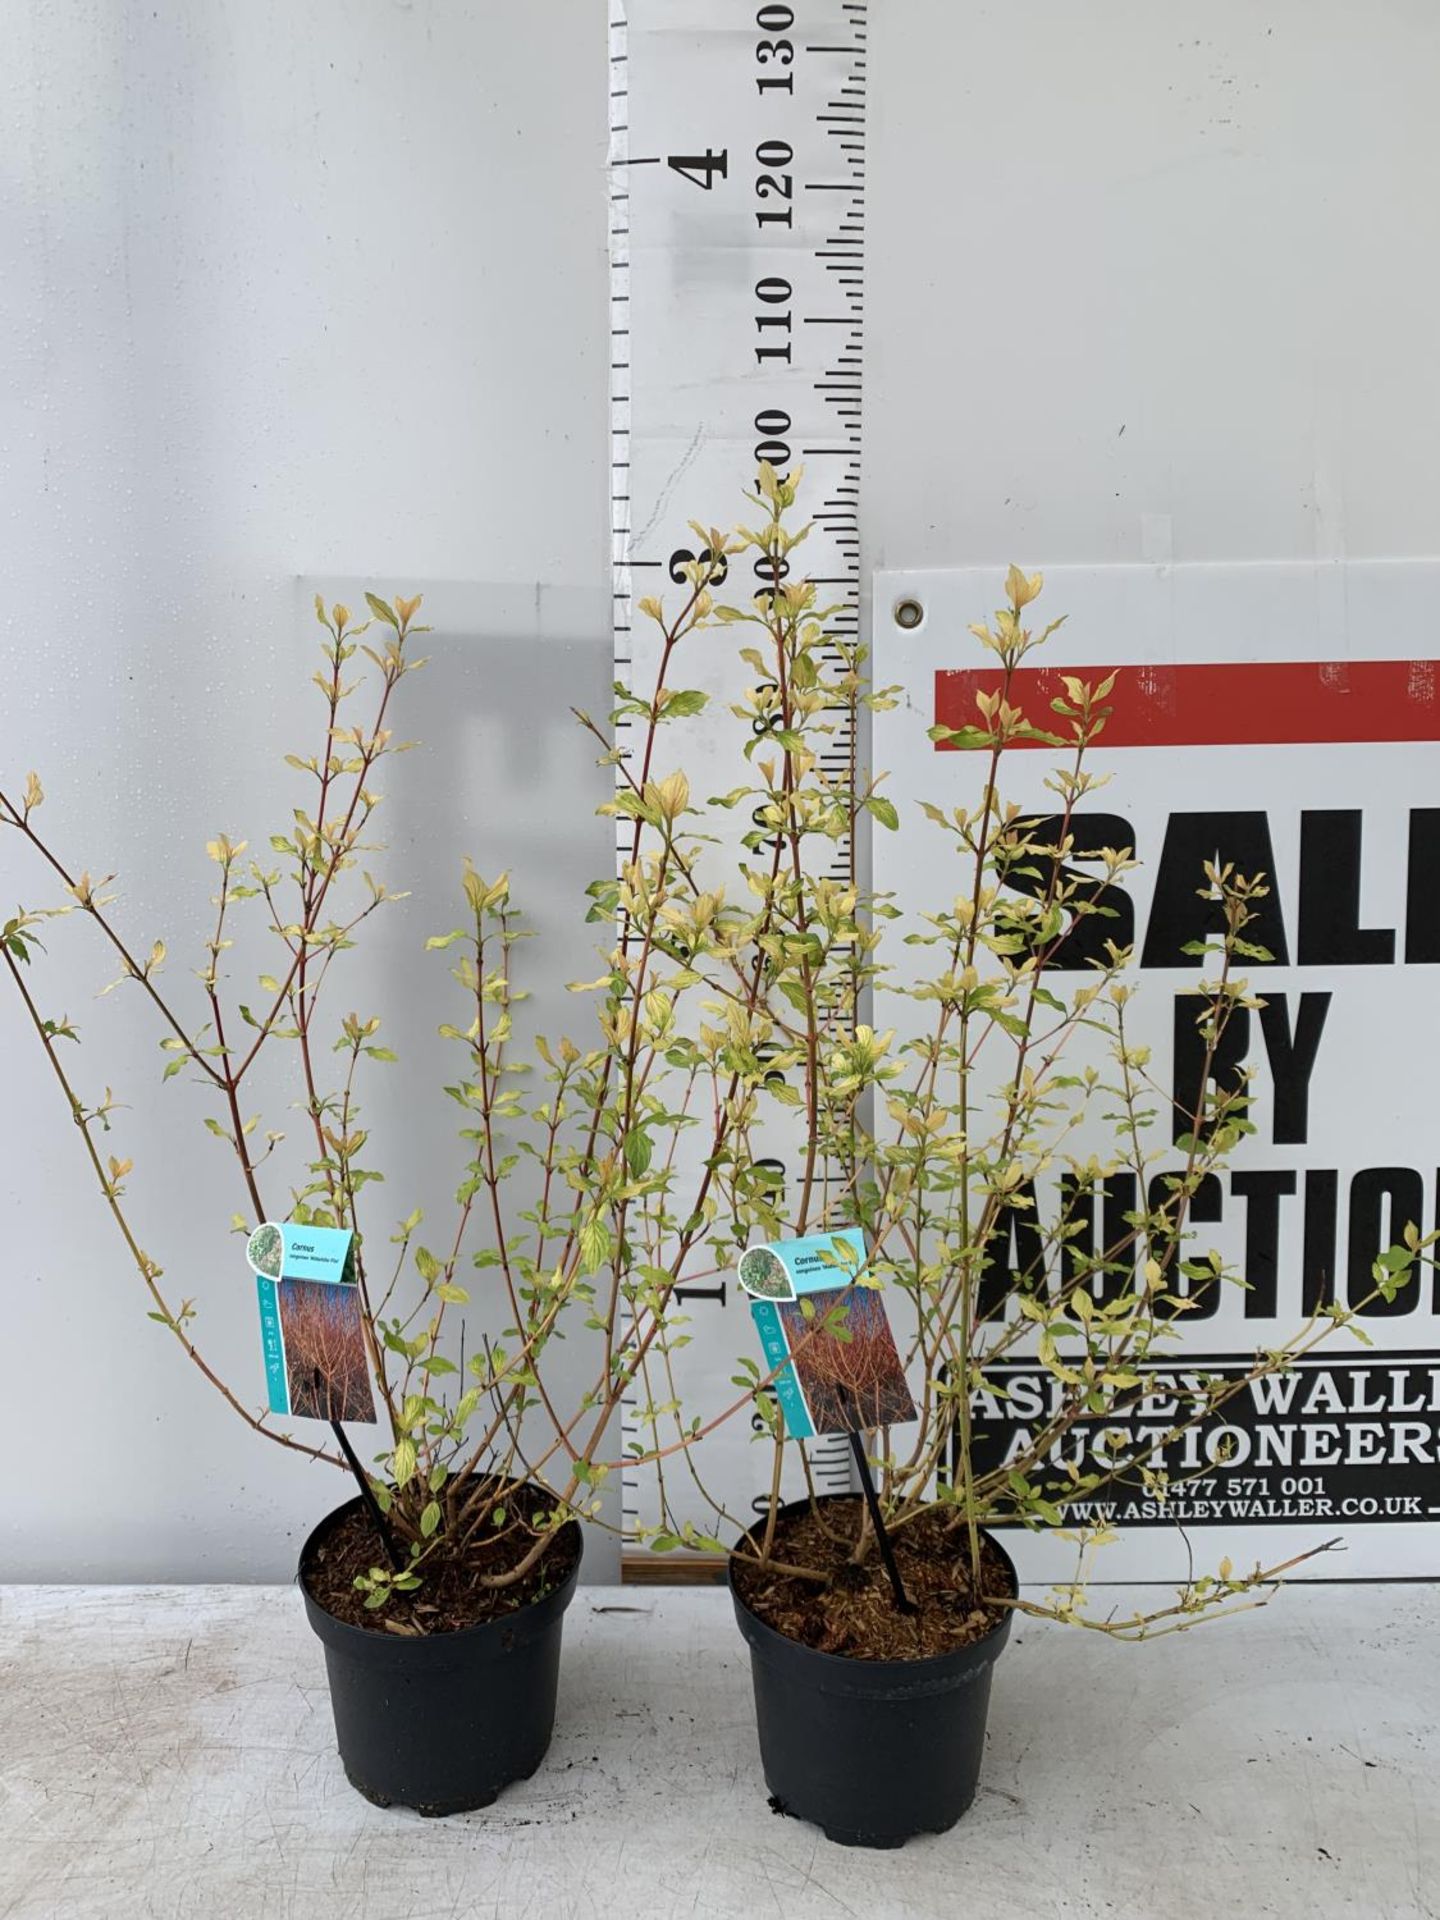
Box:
[874,560,1440,1581]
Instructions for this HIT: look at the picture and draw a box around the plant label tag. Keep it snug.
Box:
[245,1221,375,1424]
[739,1229,917,1440]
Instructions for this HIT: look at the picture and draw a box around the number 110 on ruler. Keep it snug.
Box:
[610,3,868,1553]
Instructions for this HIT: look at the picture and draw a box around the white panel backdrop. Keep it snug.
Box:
[4,0,1440,1579]
[0,1,614,1580]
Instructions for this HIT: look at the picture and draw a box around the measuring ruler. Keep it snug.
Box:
[609,0,869,1571]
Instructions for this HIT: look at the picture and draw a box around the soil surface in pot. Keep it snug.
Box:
[302,1496,581,1636]
[733,1499,1014,1660]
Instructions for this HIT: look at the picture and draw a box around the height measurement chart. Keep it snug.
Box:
[609,1,867,1562]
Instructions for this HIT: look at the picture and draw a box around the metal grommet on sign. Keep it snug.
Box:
[893,597,925,631]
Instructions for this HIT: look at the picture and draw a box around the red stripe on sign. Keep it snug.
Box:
[933,659,1440,749]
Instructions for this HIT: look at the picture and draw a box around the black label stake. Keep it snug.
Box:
[316,1368,401,1570]
[839,1387,915,1616]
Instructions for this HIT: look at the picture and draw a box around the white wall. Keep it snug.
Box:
[0,1,613,1580]
[866,0,1440,571]
[6,0,1440,1581]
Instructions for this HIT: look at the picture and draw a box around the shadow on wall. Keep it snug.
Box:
[370,583,614,1035]
[297,580,621,1574]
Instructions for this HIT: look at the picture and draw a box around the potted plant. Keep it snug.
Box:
[613,471,1421,1849]
[0,578,788,1813]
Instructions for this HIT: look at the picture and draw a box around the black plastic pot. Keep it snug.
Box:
[299,1494,582,1816]
[729,1502,1016,1848]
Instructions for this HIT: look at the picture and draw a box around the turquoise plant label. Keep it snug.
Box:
[246,1220,356,1286]
[738,1229,917,1440]
[245,1221,374,1424]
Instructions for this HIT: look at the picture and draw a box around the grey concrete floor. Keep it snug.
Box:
[1,1582,1435,1919]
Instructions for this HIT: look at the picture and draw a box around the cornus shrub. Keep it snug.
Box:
[0,583,806,1621]
[612,471,1431,1648]
[3,517,930,1624]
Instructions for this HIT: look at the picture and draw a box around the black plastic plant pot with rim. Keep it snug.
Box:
[299,1492,583,1816]
[729,1496,1017,1849]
